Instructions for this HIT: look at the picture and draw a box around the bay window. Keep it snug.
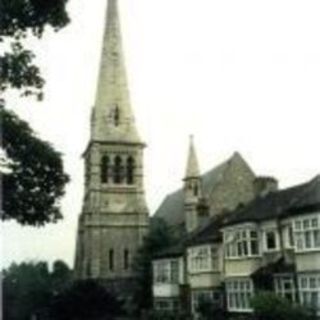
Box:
[188,245,219,273]
[294,215,320,251]
[225,228,260,258]
[274,275,296,302]
[298,274,320,311]
[153,259,179,284]
[192,290,222,313]
[226,278,254,312]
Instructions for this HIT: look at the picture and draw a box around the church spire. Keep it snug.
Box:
[91,0,141,143]
[185,135,200,179]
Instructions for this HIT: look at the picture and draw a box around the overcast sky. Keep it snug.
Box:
[2,0,320,268]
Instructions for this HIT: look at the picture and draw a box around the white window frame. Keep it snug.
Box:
[224,227,260,259]
[285,224,295,249]
[226,278,254,312]
[153,259,179,284]
[192,289,222,313]
[274,275,296,302]
[188,245,219,273]
[294,214,320,252]
[298,273,320,312]
[263,229,279,252]
[154,298,179,312]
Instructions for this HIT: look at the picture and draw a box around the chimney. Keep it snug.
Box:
[254,176,278,197]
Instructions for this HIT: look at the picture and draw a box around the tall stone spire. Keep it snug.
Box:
[185,135,200,179]
[91,0,141,143]
[75,0,149,308]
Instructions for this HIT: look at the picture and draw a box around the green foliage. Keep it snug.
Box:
[251,291,315,320]
[1,107,69,225]
[132,218,177,314]
[49,279,122,320]
[2,260,72,320]
[197,298,224,320]
[0,0,70,100]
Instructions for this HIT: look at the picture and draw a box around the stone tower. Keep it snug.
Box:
[184,136,203,233]
[74,0,149,300]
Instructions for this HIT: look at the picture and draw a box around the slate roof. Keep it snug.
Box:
[154,153,247,227]
[152,240,186,260]
[223,175,320,227]
[186,214,226,246]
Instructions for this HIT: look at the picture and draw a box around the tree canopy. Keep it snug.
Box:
[1,108,69,225]
[133,218,177,314]
[2,260,72,320]
[50,279,122,320]
[0,0,70,226]
[251,291,315,320]
[0,0,70,100]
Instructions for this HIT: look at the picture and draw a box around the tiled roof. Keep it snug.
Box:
[186,214,226,246]
[223,175,320,227]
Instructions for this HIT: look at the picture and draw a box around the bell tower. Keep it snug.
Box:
[74,0,149,301]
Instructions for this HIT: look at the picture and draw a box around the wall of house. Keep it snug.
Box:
[188,271,222,288]
[153,283,180,298]
[225,258,261,277]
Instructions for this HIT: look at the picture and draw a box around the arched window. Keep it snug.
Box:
[194,185,198,196]
[113,156,123,184]
[124,249,129,270]
[127,157,135,185]
[86,261,91,277]
[109,249,114,271]
[101,155,110,183]
[114,105,120,126]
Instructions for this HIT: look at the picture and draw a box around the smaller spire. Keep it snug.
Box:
[185,135,200,179]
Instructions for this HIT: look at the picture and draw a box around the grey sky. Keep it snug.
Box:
[2,0,320,268]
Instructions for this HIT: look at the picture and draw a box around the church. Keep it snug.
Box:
[74,0,149,303]
[74,0,320,317]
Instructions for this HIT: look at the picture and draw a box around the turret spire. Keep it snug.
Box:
[185,135,200,179]
[91,0,141,143]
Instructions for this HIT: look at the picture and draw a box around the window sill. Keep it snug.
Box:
[188,269,220,275]
[228,308,253,313]
[295,248,320,254]
[225,255,261,261]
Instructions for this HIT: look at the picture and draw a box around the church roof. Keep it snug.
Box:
[223,175,320,227]
[154,152,249,226]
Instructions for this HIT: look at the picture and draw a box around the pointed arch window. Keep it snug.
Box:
[109,249,114,271]
[194,185,199,197]
[101,155,110,183]
[113,156,123,184]
[124,249,130,270]
[127,156,135,185]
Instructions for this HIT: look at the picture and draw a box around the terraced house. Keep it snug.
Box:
[152,139,320,318]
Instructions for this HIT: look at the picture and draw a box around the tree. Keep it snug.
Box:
[0,0,70,225]
[49,280,122,320]
[132,218,177,315]
[1,109,69,225]
[251,291,315,320]
[0,0,70,100]
[2,260,72,320]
